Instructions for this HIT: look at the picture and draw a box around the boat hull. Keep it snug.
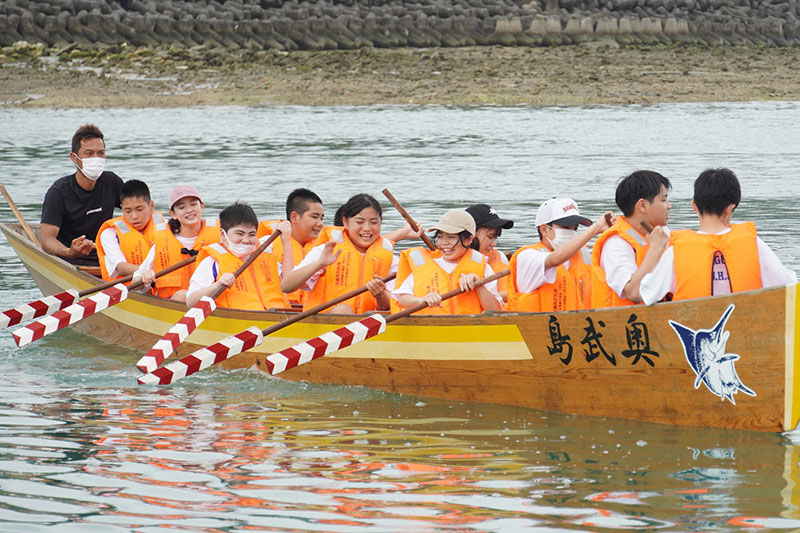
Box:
[3,222,799,432]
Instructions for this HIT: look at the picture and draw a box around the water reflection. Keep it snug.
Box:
[0,370,792,530]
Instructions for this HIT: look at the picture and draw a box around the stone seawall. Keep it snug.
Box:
[1,0,797,50]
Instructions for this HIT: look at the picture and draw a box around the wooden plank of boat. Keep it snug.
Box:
[2,222,799,432]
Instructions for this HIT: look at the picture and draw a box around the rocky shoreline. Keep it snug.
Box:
[3,41,799,108]
[1,0,798,52]
[2,0,800,108]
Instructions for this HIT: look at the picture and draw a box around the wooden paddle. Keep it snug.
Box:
[139,195,437,383]
[382,188,435,250]
[12,255,197,347]
[1,269,158,330]
[264,269,509,375]
[137,272,398,385]
[0,183,40,247]
[136,230,282,373]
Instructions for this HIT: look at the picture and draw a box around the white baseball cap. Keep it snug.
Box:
[535,198,592,227]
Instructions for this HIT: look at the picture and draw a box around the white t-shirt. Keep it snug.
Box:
[639,229,797,305]
[185,237,277,300]
[599,227,671,299]
[392,256,502,307]
[514,247,560,293]
[294,242,399,292]
[99,227,127,279]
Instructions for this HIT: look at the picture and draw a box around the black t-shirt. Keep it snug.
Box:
[40,171,124,261]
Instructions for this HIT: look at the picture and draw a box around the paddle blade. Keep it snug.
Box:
[12,284,128,347]
[0,289,79,329]
[266,314,387,375]
[136,296,217,373]
[138,326,264,385]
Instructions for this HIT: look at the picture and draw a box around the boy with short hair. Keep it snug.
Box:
[95,179,164,280]
[507,198,614,312]
[186,202,291,311]
[257,188,328,306]
[591,170,672,307]
[639,168,796,304]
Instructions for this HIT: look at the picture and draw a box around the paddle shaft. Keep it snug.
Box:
[381,188,436,250]
[605,212,653,234]
[138,272,400,384]
[209,230,281,299]
[384,269,509,324]
[261,272,397,336]
[119,254,198,292]
[0,183,41,247]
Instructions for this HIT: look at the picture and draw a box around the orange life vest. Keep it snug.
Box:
[96,212,165,280]
[487,248,510,295]
[590,217,650,308]
[670,222,762,301]
[390,247,487,315]
[199,242,285,310]
[263,224,341,305]
[507,242,592,312]
[303,229,394,314]
[152,219,220,299]
[256,220,281,238]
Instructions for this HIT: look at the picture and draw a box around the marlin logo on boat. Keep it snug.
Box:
[669,304,756,404]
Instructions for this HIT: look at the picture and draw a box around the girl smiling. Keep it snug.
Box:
[281,193,414,314]
[391,210,502,315]
[134,185,220,302]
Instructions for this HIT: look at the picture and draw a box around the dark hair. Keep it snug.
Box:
[615,170,672,217]
[219,202,258,232]
[286,188,322,220]
[433,230,480,251]
[71,124,105,155]
[693,168,741,216]
[340,194,382,220]
[120,179,151,204]
[333,204,345,227]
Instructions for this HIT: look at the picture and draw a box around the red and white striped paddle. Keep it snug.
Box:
[0,267,155,330]
[137,272,398,385]
[139,193,437,385]
[12,255,197,347]
[136,230,281,374]
[265,269,508,375]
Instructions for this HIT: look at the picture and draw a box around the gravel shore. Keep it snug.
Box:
[2,42,799,108]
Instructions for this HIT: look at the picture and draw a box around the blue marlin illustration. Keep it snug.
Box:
[669,305,756,404]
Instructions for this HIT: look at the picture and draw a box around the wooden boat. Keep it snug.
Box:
[3,221,799,432]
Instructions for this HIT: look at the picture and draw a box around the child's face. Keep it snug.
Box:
[121,196,154,231]
[645,185,671,227]
[436,231,470,262]
[474,227,498,255]
[343,207,381,253]
[291,202,324,245]
[223,224,258,246]
[170,197,204,227]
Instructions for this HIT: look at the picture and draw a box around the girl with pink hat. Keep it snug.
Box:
[133,185,221,302]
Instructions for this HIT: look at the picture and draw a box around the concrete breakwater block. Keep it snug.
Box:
[1,0,799,51]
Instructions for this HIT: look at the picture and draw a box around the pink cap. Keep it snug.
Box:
[168,185,202,209]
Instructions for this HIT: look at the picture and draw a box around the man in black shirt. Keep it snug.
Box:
[40,124,124,266]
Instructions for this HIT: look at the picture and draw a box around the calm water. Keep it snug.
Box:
[0,103,799,531]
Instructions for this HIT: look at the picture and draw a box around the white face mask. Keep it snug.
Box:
[549,227,577,249]
[222,230,257,258]
[75,156,105,181]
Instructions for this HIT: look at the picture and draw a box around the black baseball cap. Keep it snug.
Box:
[465,204,514,230]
